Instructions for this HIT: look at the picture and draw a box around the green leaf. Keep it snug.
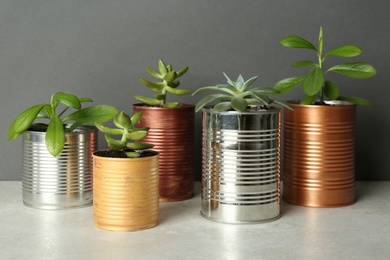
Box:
[231,96,248,112]
[146,66,163,79]
[165,86,190,95]
[164,102,180,108]
[105,134,126,150]
[303,67,325,96]
[63,105,118,124]
[8,104,47,140]
[126,142,154,150]
[241,76,258,92]
[176,66,189,77]
[273,99,294,110]
[235,75,245,90]
[45,114,65,156]
[280,36,317,50]
[327,62,377,78]
[125,130,148,140]
[300,95,317,105]
[163,71,177,82]
[139,78,165,90]
[116,111,132,129]
[195,94,231,112]
[325,45,362,58]
[53,92,81,110]
[131,112,142,126]
[155,94,166,100]
[158,59,168,75]
[192,85,237,96]
[223,72,235,87]
[213,102,232,112]
[324,80,339,100]
[78,97,93,103]
[337,96,375,108]
[95,123,124,135]
[292,60,318,68]
[272,76,305,94]
[134,95,161,106]
[124,151,141,158]
[249,92,270,105]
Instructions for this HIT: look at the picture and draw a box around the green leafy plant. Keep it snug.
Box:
[95,111,154,158]
[135,59,190,108]
[7,92,118,156]
[192,72,292,112]
[273,26,377,106]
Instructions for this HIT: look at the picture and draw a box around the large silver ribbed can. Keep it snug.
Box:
[22,125,97,210]
[201,106,281,223]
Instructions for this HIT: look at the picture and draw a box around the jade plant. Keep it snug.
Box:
[192,72,292,112]
[95,111,154,158]
[273,27,377,106]
[7,92,118,156]
[135,59,190,108]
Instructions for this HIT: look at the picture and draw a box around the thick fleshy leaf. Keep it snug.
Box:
[134,95,161,106]
[164,102,180,108]
[250,92,270,105]
[337,96,375,108]
[292,60,318,68]
[327,62,377,78]
[95,123,124,135]
[125,131,148,141]
[241,76,258,91]
[126,142,154,150]
[53,92,81,110]
[324,80,339,100]
[8,104,47,140]
[280,36,317,50]
[303,67,324,96]
[213,102,232,112]
[165,86,190,95]
[116,111,132,129]
[130,111,142,126]
[272,76,305,94]
[158,59,168,75]
[146,66,163,79]
[273,99,294,110]
[45,115,65,156]
[105,134,126,150]
[163,71,177,82]
[63,105,118,124]
[192,85,236,96]
[139,78,165,90]
[195,94,231,112]
[176,66,189,77]
[223,72,235,87]
[325,45,362,58]
[231,96,248,112]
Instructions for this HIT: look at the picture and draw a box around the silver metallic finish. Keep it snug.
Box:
[22,125,97,210]
[201,106,281,223]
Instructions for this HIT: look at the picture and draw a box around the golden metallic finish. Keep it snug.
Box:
[93,153,159,232]
[282,102,356,207]
[133,104,195,202]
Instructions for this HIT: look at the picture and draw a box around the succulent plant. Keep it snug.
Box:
[192,73,292,112]
[95,111,154,158]
[273,26,377,106]
[135,59,190,108]
[7,92,118,156]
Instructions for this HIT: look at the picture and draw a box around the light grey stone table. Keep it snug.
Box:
[1,181,389,260]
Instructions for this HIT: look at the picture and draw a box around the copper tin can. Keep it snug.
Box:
[282,101,356,207]
[133,104,195,201]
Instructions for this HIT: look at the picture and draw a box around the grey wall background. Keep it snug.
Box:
[1,0,389,181]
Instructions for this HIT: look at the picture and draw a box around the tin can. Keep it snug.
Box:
[22,125,97,210]
[201,106,281,223]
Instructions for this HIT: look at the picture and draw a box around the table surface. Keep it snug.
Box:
[1,181,390,260]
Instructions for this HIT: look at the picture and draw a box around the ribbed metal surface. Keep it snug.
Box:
[133,104,194,201]
[93,153,159,232]
[22,125,97,210]
[282,101,356,207]
[201,107,281,223]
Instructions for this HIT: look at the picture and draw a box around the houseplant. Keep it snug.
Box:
[193,72,291,223]
[7,92,118,209]
[273,27,377,207]
[93,111,159,232]
[133,59,195,202]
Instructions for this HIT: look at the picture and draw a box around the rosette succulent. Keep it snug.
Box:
[192,73,292,112]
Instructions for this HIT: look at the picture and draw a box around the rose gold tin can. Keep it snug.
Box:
[282,101,356,207]
[133,104,195,201]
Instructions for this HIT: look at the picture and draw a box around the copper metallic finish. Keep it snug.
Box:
[93,153,159,232]
[133,104,195,202]
[282,102,356,207]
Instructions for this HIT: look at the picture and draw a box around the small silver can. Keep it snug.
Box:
[22,125,97,210]
[201,106,281,223]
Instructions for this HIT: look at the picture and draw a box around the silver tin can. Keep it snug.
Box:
[201,106,281,223]
[22,125,97,210]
